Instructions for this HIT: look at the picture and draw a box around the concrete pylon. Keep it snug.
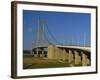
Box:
[40,53,44,57]
[62,49,68,61]
[74,50,81,65]
[82,52,88,66]
[55,47,59,59]
[34,53,38,57]
[87,58,90,65]
[68,49,74,64]
[48,44,55,59]
[58,48,63,60]
[41,49,44,57]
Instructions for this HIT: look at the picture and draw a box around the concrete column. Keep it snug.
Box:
[87,58,90,65]
[74,50,81,65]
[54,47,59,59]
[48,44,55,59]
[68,49,74,64]
[58,48,63,60]
[62,49,68,61]
[62,49,66,60]
[41,49,44,57]
[34,54,38,57]
[40,53,43,57]
[55,47,64,60]
[82,52,88,66]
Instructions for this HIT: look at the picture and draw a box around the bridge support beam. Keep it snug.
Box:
[54,47,58,59]
[48,44,55,59]
[62,49,68,61]
[81,52,89,66]
[74,50,81,65]
[34,54,38,57]
[41,49,44,57]
[58,48,63,60]
[40,53,43,57]
[48,45,69,60]
[68,50,74,64]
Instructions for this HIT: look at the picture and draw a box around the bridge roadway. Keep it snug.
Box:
[56,45,90,52]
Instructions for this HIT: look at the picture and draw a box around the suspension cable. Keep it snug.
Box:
[44,21,63,45]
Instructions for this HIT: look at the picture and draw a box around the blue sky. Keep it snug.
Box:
[23,10,91,50]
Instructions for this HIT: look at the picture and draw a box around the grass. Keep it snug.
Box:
[23,55,90,69]
[23,56,70,69]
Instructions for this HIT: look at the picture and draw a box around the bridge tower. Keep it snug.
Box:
[36,17,45,57]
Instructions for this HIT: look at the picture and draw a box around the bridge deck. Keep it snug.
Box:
[56,45,90,52]
[33,45,90,52]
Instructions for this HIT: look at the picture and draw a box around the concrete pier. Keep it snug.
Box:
[74,50,81,65]
[46,44,90,66]
[81,52,89,66]
[68,50,74,64]
[48,44,55,59]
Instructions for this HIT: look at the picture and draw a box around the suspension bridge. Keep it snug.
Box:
[24,17,91,66]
